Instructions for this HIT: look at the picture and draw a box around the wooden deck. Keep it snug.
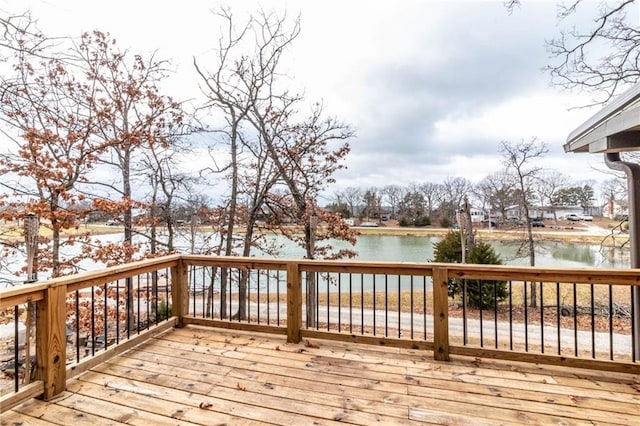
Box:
[3,325,640,425]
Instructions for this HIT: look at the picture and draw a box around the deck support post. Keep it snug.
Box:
[35,284,67,400]
[171,259,189,327]
[286,262,302,343]
[432,267,450,361]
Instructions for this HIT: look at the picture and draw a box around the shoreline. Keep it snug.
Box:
[0,223,627,247]
[354,225,627,245]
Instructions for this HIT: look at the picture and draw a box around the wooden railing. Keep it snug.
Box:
[1,254,639,412]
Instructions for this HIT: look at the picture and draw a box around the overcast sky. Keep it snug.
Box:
[3,0,628,202]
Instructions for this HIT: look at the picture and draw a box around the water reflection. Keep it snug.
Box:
[269,234,630,269]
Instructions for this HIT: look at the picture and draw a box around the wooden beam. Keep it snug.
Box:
[0,381,44,413]
[171,259,189,327]
[35,284,67,400]
[286,262,302,343]
[183,317,287,335]
[432,267,450,361]
[449,345,640,375]
[301,329,434,351]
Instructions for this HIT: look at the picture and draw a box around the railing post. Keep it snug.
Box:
[432,267,450,361]
[35,284,67,400]
[171,259,189,327]
[287,262,302,343]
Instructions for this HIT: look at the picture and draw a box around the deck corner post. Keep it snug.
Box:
[35,284,67,400]
[432,267,450,361]
[171,258,189,327]
[286,262,302,343]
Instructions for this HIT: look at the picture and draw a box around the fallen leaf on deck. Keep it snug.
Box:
[305,339,319,349]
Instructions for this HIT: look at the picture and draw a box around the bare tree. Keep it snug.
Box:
[476,173,519,222]
[419,182,442,218]
[341,186,363,218]
[0,10,57,58]
[195,8,355,324]
[138,139,194,254]
[74,31,185,264]
[381,185,402,219]
[545,0,640,106]
[501,138,548,307]
[537,171,570,223]
[194,7,301,319]
[505,0,640,105]
[439,177,473,222]
[263,105,355,327]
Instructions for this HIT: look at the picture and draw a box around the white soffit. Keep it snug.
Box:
[565,83,640,153]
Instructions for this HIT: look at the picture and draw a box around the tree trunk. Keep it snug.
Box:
[523,203,537,308]
[305,218,317,327]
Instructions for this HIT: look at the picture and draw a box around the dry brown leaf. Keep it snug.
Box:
[199,402,213,409]
[237,382,246,391]
[304,339,319,349]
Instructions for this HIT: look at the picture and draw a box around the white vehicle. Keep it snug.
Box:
[579,214,593,221]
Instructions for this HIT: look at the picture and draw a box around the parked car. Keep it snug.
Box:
[105,220,120,226]
[579,214,593,221]
[565,214,580,221]
[531,220,545,227]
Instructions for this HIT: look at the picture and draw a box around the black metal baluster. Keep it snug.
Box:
[76,290,80,362]
[360,273,364,334]
[104,282,109,349]
[410,275,414,339]
[509,280,516,351]
[397,274,401,338]
[480,280,484,348]
[13,305,19,392]
[524,281,528,352]
[327,272,331,331]
[463,279,467,345]
[609,284,614,361]
[540,282,544,354]
[373,274,377,336]
[556,282,561,356]
[509,281,513,351]
[385,274,389,337]
[573,283,578,357]
[338,273,342,332]
[494,281,498,349]
[590,283,595,358]
[423,276,427,340]
[91,286,95,356]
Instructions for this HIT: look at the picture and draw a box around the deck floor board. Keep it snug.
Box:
[4,325,640,425]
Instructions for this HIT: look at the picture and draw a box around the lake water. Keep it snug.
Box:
[258,234,630,269]
[0,233,631,288]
